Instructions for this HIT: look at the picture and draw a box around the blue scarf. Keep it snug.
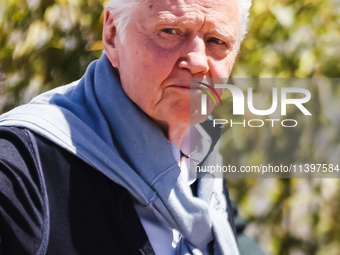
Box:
[0,54,239,255]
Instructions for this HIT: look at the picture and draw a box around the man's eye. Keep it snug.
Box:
[208,37,226,45]
[162,28,177,35]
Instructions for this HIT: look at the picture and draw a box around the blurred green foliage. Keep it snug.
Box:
[0,0,340,254]
[0,0,104,112]
[214,78,340,255]
[226,1,340,255]
[233,0,340,79]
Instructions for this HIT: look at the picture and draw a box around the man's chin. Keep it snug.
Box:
[166,108,211,126]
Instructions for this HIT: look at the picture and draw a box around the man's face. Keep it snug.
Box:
[105,0,239,129]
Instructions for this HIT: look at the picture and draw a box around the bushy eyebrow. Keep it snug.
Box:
[212,27,237,45]
[149,14,237,44]
[157,14,197,25]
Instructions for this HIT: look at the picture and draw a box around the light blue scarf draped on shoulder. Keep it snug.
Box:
[0,54,239,255]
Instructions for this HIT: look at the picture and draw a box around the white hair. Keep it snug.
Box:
[238,0,252,46]
[106,0,252,47]
[106,0,141,40]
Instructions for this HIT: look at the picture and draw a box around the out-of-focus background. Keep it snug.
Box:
[0,0,340,254]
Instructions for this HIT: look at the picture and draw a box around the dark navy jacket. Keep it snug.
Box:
[0,126,237,255]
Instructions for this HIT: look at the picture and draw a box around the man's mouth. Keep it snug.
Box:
[168,84,192,90]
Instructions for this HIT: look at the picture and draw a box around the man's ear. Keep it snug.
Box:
[103,9,119,68]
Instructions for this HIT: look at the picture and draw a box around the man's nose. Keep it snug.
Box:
[178,35,209,74]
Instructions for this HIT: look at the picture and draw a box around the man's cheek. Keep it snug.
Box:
[210,61,234,78]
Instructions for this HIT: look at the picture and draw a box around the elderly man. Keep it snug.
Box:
[0,0,252,254]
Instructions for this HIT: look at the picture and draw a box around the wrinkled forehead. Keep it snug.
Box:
[146,0,238,13]
[140,0,239,23]
[137,0,239,33]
